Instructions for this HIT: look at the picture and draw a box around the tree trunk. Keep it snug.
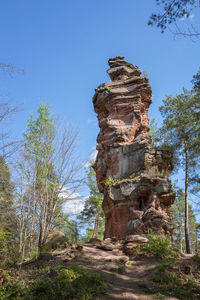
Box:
[92,217,97,238]
[195,228,198,254]
[30,167,38,254]
[184,143,191,254]
[178,221,182,253]
[95,210,100,238]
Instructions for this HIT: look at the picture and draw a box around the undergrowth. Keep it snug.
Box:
[0,264,107,299]
[149,260,200,299]
[144,229,178,259]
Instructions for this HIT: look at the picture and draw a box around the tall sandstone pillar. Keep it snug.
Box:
[93,56,175,239]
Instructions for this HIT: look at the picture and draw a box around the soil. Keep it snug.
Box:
[63,243,179,300]
[13,243,198,299]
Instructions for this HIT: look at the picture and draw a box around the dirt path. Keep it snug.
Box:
[66,243,178,300]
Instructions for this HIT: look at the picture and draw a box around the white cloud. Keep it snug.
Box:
[87,117,97,126]
[84,148,98,168]
[180,13,194,21]
[61,188,85,214]
[90,149,97,160]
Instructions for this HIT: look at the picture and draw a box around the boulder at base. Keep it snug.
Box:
[43,230,66,251]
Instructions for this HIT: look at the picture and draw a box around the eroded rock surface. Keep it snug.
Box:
[93,56,175,239]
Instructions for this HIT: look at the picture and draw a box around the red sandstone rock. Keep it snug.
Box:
[93,56,175,239]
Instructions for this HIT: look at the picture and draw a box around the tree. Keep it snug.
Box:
[192,69,200,94]
[79,160,104,240]
[58,215,79,242]
[0,156,18,264]
[148,0,200,38]
[15,104,82,257]
[189,71,200,200]
[0,63,23,158]
[172,188,197,253]
[149,118,161,146]
[159,89,200,253]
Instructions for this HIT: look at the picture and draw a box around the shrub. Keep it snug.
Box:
[193,253,200,264]
[0,264,107,300]
[129,173,135,179]
[151,263,200,299]
[28,265,107,300]
[29,278,55,300]
[105,177,117,186]
[144,229,178,259]
[65,265,107,299]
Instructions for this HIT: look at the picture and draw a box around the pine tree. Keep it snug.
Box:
[159,89,200,253]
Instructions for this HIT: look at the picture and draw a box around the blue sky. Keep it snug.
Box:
[1,0,199,210]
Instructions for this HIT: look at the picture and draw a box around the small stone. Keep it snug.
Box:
[97,243,114,251]
[88,238,102,246]
[112,249,123,256]
[104,238,112,244]
[123,242,138,255]
[122,292,138,299]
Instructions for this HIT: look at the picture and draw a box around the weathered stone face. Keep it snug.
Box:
[93,56,175,239]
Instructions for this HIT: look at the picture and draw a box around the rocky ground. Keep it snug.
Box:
[63,241,178,300]
[71,242,163,299]
[1,237,200,299]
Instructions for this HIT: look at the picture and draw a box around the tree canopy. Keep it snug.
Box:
[148,0,200,37]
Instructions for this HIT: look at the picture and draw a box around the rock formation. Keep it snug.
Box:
[93,56,175,239]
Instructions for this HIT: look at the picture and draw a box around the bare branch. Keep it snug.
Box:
[0,63,24,77]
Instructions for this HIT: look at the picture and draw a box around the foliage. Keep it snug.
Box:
[0,156,17,265]
[149,260,200,299]
[56,214,80,242]
[148,0,199,38]
[79,160,104,240]
[129,173,135,179]
[149,118,161,146]
[192,68,200,94]
[0,228,7,250]
[193,253,200,264]
[144,229,178,259]
[159,89,199,155]
[149,119,174,157]
[0,265,107,300]
[172,188,198,253]
[20,104,58,252]
[105,176,119,186]
[15,104,82,259]
[0,283,24,300]
[0,228,9,263]
[159,89,200,253]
